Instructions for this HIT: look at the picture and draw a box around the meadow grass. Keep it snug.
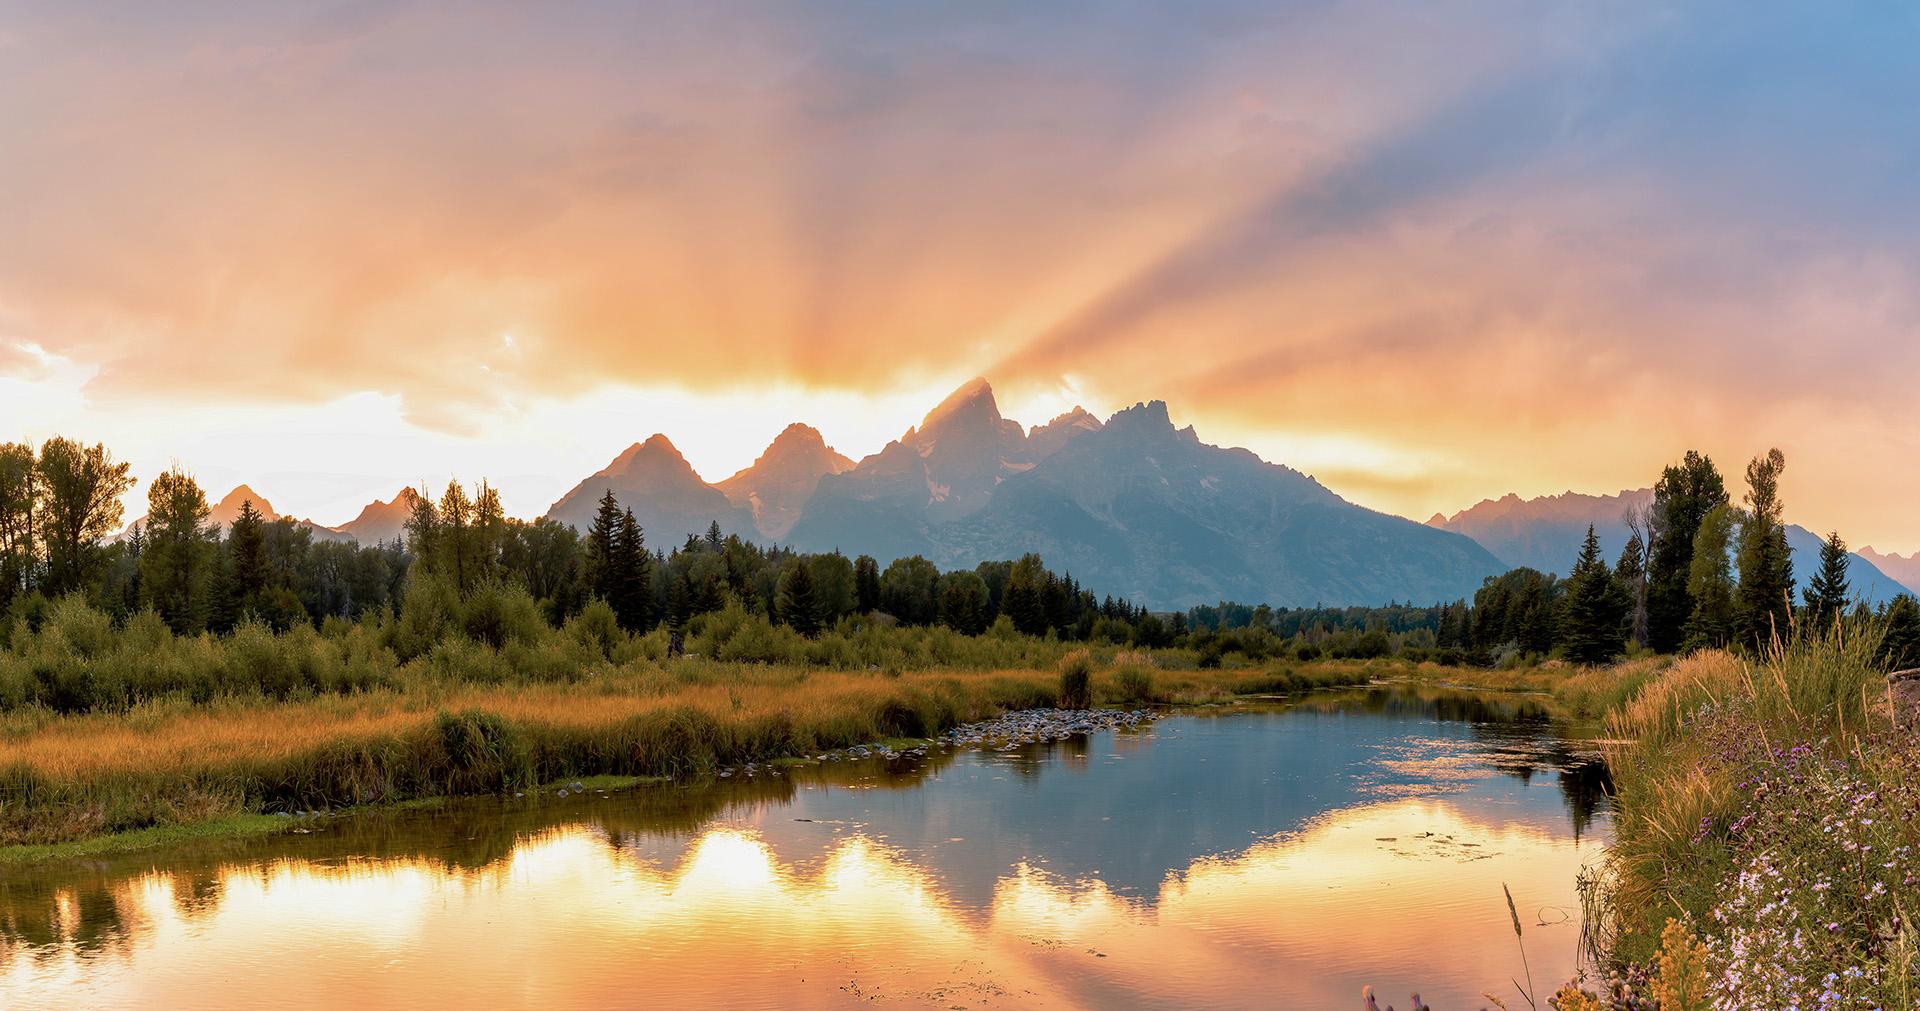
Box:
[1567,622,1920,1007]
[0,655,1374,850]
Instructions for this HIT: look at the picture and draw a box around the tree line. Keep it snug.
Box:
[4,436,1913,671]
[1187,447,1919,670]
[0,437,1184,648]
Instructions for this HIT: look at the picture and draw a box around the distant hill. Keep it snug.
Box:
[544,434,754,548]
[1858,547,1920,598]
[1431,489,1914,604]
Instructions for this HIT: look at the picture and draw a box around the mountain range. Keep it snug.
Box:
[148,379,1917,611]
[123,484,420,546]
[1430,489,1918,604]
[542,379,1505,608]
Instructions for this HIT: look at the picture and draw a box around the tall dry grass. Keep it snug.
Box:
[1595,619,1894,964]
[0,657,1337,847]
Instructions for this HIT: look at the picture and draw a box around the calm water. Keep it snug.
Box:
[0,686,1609,1009]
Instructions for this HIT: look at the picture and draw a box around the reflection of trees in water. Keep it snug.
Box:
[1273,684,1613,836]
[0,749,969,958]
[0,689,1609,958]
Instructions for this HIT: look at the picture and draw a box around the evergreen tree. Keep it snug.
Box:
[584,490,622,605]
[1001,554,1049,636]
[1736,448,1794,647]
[229,499,267,602]
[667,570,695,630]
[1559,525,1624,665]
[853,554,881,613]
[774,559,823,636]
[1802,530,1851,631]
[1645,451,1728,653]
[614,508,653,630]
[1683,504,1738,650]
[705,521,723,551]
[1882,595,1920,671]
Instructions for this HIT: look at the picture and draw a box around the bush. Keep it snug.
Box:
[1058,649,1092,709]
[432,709,531,794]
[1112,665,1155,704]
[564,599,624,660]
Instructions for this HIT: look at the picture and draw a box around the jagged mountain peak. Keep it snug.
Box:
[1031,406,1101,434]
[211,485,279,525]
[1100,400,1180,441]
[717,423,857,540]
[925,376,997,421]
[905,378,1023,451]
[769,421,830,447]
[1028,406,1104,460]
[615,433,685,463]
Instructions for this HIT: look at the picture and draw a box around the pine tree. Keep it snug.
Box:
[1645,452,1728,653]
[1001,554,1049,636]
[614,508,653,630]
[1736,448,1795,648]
[667,570,694,631]
[1559,525,1624,665]
[853,554,881,614]
[775,559,823,636]
[1802,530,1851,631]
[585,489,622,605]
[1882,595,1920,670]
[229,499,267,602]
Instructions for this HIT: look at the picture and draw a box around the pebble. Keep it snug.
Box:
[939,707,1161,751]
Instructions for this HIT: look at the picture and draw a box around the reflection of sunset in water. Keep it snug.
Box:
[2,795,1595,1009]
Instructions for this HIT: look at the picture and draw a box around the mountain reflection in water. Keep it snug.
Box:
[1,686,1610,1009]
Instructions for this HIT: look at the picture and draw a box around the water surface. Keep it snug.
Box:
[0,686,1609,1008]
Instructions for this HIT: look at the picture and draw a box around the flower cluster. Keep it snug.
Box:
[1696,733,1920,1007]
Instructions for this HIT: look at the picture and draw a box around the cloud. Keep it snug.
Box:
[1,1,1917,549]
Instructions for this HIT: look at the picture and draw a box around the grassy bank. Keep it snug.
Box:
[1558,625,1919,1008]
[0,654,1372,851]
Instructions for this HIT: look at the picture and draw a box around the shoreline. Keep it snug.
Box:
[0,687,1323,865]
[0,662,1583,863]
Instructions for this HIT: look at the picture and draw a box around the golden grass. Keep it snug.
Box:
[0,667,996,782]
[0,659,1372,848]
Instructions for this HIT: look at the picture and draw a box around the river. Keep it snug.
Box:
[0,685,1610,1009]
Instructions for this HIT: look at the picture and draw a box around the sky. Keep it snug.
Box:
[3,2,1918,551]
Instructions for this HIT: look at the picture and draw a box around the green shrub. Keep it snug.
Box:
[564,599,624,659]
[432,709,531,794]
[1058,649,1092,709]
[1112,665,1156,704]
